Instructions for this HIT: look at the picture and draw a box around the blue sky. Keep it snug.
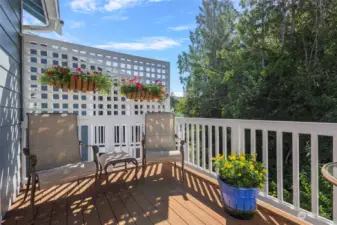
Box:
[24,0,203,96]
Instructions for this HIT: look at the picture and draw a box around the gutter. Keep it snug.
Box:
[22,0,63,35]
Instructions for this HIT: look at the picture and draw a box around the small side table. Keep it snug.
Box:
[99,151,138,182]
[322,162,337,186]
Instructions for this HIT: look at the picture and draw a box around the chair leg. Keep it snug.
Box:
[142,157,146,178]
[30,174,36,223]
[23,175,31,202]
[181,159,184,182]
[134,160,138,182]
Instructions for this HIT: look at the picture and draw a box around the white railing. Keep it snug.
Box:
[175,117,337,225]
[21,114,337,224]
[78,115,145,161]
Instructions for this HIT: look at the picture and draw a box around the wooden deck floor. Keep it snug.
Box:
[1,163,307,225]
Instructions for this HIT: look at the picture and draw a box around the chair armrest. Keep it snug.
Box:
[29,154,37,175]
[23,148,37,174]
[175,134,186,145]
[23,148,30,156]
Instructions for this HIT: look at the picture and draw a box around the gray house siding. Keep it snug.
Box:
[0,0,22,220]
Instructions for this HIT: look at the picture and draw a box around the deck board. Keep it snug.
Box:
[1,163,308,225]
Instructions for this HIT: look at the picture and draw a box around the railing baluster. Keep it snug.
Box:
[333,135,337,223]
[276,131,283,201]
[208,125,213,172]
[182,123,186,162]
[88,125,93,161]
[196,124,200,168]
[132,125,136,157]
[241,128,245,154]
[111,124,115,153]
[215,126,219,157]
[311,134,319,216]
[119,125,123,151]
[186,123,190,163]
[127,125,131,156]
[292,132,300,209]
[251,129,256,155]
[202,124,206,170]
[231,125,239,154]
[263,129,269,195]
[222,126,227,158]
[191,124,195,165]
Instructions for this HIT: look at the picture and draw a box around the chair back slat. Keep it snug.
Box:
[145,112,176,150]
[27,113,81,171]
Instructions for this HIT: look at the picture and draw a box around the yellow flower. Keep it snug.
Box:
[224,162,233,169]
[238,173,242,177]
[212,157,216,161]
[229,153,237,161]
[240,152,245,157]
[254,170,259,174]
[239,156,245,161]
[259,183,264,189]
[262,169,267,173]
[250,164,255,171]
[240,161,245,168]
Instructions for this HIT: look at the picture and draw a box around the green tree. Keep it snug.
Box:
[178,0,337,219]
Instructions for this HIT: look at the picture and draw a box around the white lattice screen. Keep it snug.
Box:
[22,34,170,116]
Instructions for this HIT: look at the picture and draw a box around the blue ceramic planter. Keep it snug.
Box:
[217,176,259,219]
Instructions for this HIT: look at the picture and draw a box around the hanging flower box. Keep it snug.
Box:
[39,66,112,94]
[120,77,169,103]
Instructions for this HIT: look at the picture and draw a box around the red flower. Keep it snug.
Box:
[76,68,82,73]
[46,71,53,76]
[74,75,79,81]
[93,72,98,75]
[135,82,143,90]
[165,93,169,97]
[87,72,90,75]
[160,90,164,94]
[155,95,160,99]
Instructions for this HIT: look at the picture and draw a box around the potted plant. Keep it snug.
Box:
[39,66,112,95]
[213,153,267,220]
[120,77,169,103]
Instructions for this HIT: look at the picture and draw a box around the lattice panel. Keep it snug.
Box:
[23,34,170,116]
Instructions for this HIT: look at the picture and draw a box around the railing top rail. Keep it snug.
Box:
[176,117,337,136]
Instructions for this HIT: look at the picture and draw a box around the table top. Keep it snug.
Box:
[322,162,337,185]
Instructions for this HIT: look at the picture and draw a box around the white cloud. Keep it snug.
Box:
[102,15,129,20]
[70,0,97,12]
[69,21,86,28]
[95,36,180,51]
[168,25,195,31]
[172,92,184,97]
[69,0,167,12]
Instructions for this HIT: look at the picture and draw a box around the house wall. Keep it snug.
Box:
[0,0,22,220]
